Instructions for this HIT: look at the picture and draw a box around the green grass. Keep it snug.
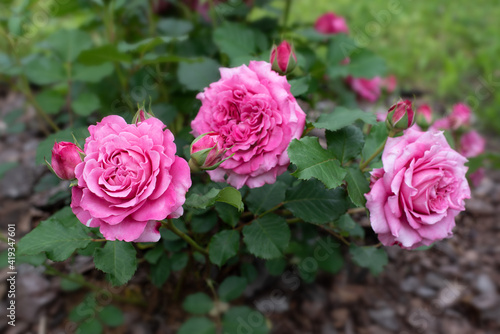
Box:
[278,0,500,131]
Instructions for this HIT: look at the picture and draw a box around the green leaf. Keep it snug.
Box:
[182,293,213,315]
[191,211,218,233]
[118,36,186,53]
[289,76,310,97]
[313,107,377,131]
[265,258,287,276]
[361,122,388,166]
[326,125,365,164]
[222,307,269,334]
[327,34,357,65]
[242,214,290,260]
[185,187,243,212]
[144,244,164,264]
[288,137,346,189]
[24,56,65,85]
[284,179,348,224]
[346,49,387,78]
[77,45,132,65]
[157,18,193,37]
[170,252,189,271]
[177,57,220,91]
[345,167,370,207]
[60,274,82,292]
[77,318,103,334]
[150,256,171,287]
[334,214,365,239]
[35,89,66,115]
[349,245,388,275]
[178,317,216,334]
[72,62,114,82]
[209,230,240,267]
[69,294,97,322]
[246,181,286,215]
[71,92,101,116]
[93,241,138,286]
[45,29,93,62]
[36,127,89,165]
[98,305,124,327]
[316,238,343,274]
[240,263,258,283]
[17,207,93,261]
[213,22,256,61]
[215,202,241,227]
[218,275,247,302]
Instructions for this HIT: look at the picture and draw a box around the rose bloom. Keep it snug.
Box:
[365,128,470,249]
[191,61,306,189]
[460,130,486,158]
[314,12,349,34]
[71,116,191,242]
[449,103,471,129]
[346,76,382,102]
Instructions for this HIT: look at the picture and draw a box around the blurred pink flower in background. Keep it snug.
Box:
[469,168,485,187]
[417,104,433,124]
[346,76,382,102]
[460,130,486,158]
[449,103,471,129]
[381,75,397,93]
[314,12,349,34]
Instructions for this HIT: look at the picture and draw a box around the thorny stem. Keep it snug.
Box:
[43,265,146,306]
[162,220,208,255]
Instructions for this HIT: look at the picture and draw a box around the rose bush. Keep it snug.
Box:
[71,115,191,242]
[191,60,306,189]
[365,128,471,249]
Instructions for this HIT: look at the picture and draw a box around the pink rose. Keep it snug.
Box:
[469,168,485,187]
[51,141,83,180]
[381,75,397,93]
[314,12,349,34]
[430,117,450,130]
[191,61,306,189]
[460,130,486,158]
[365,128,470,249]
[449,103,471,129]
[346,76,382,102]
[386,99,415,132]
[71,115,191,242]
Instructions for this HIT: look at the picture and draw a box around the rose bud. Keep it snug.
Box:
[189,132,229,171]
[314,12,349,34]
[132,108,155,125]
[449,103,471,129]
[416,104,433,125]
[386,99,415,133]
[270,41,297,75]
[460,130,486,158]
[50,141,84,180]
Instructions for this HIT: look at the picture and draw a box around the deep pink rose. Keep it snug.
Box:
[346,76,382,102]
[51,141,83,180]
[314,12,349,34]
[460,130,486,158]
[71,115,191,242]
[386,99,415,132]
[365,128,470,249]
[191,61,306,189]
[449,103,471,129]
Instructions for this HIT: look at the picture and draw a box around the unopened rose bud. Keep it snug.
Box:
[132,108,155,125]
[386,99,415,134]
[416,104,433,125]
[189,132,229,171]
[50,141,84,180]
[270,41,297,75]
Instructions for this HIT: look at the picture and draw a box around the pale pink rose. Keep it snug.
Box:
[51,141,83,180]
[365,128,470,249]
[417,104,433,124]
[314,12,349,34]
[71,115,191,242]
[191,61,306,189]
[469,168,485,187]
[346,76,382,102]
[460,130,486,158]
[449,103,471,129]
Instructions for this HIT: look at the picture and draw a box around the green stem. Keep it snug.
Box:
[206,279,222,332]
[257,202,283,218]
[162,220,208,255]
[44,265,146,306]
[208,0,218,27]
[286,217,302,224]
[347,207,366,214]
[359,136,388,171]
[319,225,350,246]
[282,0,292,34]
